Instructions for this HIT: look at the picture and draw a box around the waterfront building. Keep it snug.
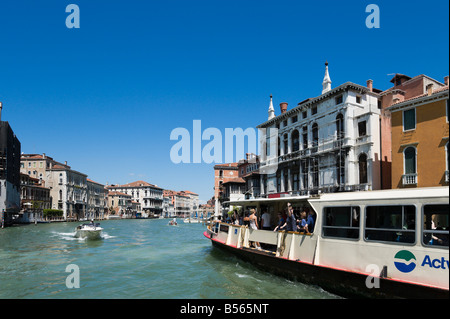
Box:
[86,178,108,220]
[220,177,245,214]
[213,162,239,216]
[20,153,66,182]
[387,78,449,188]
[238,153,260,199]
[0,111,21,225]
[162,189,198,218]
[47,163,88,221]
[131,200,141,217]
[257,63,383,196]
[377,73,448,189]
[199,203,214,219]
[162,195,174,217]
[180,190,199,217]
[20,173,51,222]
[163,189,190,218]
[106,180,163,217]
[20,154,89,220]
[107,191,132,218]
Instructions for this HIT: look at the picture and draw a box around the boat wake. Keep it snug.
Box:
[51,231,115,241]
[52,231,79,241]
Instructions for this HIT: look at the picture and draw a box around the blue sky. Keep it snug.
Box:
[0,0,448,202]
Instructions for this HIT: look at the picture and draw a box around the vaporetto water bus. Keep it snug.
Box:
[204,187,449,299]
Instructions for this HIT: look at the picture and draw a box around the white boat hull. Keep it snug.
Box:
[75,227,103,240]
[183,218,200,223]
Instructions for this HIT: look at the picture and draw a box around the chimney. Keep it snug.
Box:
[0,101,3,122]
[367,79,373,92]
[280,102,288,114]
[64,161,68,166]
[444,76,449,86]
[426,83,434,96]
[43,153,46,159]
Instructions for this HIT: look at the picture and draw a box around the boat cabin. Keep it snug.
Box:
[206,187,449,298]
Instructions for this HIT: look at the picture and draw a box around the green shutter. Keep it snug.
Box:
[403,109,416,131]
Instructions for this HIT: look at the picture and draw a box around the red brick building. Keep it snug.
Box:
[213,162,239,215]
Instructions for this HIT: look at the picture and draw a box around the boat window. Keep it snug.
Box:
[365,205,416,244]
[323,206,360,239]
[423,204,449,248]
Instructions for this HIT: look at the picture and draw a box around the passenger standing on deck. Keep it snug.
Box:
[298,211,307,232]
[285,203,297,231]
[273,213,285,232]
[304,209,316,233]
[249,209,261,250]
[243,210,250,227]
[275,203,296,232]
[261,210,271,230]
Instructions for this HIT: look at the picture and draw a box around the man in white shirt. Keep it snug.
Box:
[261,211,271,230]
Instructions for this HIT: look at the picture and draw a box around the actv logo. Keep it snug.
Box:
[394,250,416,273]
[394,250,449,273]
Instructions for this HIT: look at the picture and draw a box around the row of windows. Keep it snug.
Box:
[276,95,345,129]
[322,204,449,247]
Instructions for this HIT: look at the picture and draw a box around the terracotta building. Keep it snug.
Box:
[213,162,239,216]
[387,79,449,188]
[377,73,448,189]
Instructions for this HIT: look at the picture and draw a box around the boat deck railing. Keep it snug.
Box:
[207,222,316,263]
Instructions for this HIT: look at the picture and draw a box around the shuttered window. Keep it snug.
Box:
[403,108,416,131]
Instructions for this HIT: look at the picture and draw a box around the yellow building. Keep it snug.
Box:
[387,83,449,188]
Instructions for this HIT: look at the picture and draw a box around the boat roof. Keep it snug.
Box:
[225,195,310,206]
[225,187,449,206]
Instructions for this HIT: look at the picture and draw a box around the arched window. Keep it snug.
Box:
[404,147,416,175]
[292,130,299,152]
[403,146,417,185]
[359,153,368,184]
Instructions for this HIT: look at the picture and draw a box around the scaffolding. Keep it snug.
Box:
[293,117,349,194]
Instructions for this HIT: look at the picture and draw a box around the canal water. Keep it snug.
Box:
[0,219,339,299]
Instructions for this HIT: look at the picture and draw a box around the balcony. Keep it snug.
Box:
[402,174,417,186]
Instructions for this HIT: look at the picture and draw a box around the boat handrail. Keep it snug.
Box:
[216,221,313,236]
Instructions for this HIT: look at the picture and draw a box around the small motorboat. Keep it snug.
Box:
[168,218,178,226]
[75,222,103,240]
